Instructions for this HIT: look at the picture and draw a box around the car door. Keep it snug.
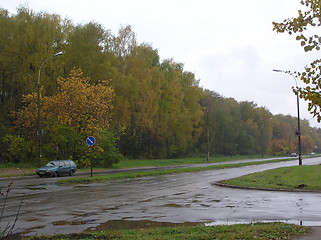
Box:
[58,161,67,175]
[64,161,71,174]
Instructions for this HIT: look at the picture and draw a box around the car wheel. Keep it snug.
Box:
[53,171,59,177]
[69,170,74,176]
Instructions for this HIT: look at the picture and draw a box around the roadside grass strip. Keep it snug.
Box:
[26,222,308,240]
[220,165,321,191]
[59,158,292,184]
[113,155,269,168]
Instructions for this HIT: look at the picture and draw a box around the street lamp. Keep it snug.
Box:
[206,106,210,161]
[273,69,302,165]
[261,117,272,158]
[37,51,63,167]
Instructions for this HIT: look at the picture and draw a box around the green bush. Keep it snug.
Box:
[94,129,124,167]
[1,135,35,164]
[43,124,86,161]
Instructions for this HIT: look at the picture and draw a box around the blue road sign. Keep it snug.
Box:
[86,136,96,146]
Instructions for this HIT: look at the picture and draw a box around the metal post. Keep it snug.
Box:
[273,69,302,165]
[90,146,93,177]
[206,107,210,161]
[296,93,302,165]
[37,52,63,167]
[261,118,272,158]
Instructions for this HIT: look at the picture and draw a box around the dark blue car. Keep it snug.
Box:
[36,160,77,177]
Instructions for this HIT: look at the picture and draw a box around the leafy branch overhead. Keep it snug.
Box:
[273,0,321,122]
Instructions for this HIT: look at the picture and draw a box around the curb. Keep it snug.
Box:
[213,182,321,193]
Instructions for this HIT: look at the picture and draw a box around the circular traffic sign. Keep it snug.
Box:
[86,136,96,146]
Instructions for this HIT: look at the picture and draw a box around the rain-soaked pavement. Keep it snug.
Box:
[1,157,321,236]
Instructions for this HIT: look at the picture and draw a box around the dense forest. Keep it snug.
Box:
[1,7,321,167]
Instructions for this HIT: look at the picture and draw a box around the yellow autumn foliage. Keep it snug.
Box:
[13,68,114,138]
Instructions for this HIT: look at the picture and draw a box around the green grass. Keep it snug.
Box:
[113,155,267,169]
[59,158,292,184]
[0,162,35,169]
[25,222,308,240]
[221,165,321,191]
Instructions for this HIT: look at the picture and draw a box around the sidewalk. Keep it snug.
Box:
[291,227,321,240]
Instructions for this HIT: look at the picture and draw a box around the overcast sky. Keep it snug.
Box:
[2,0,321,128]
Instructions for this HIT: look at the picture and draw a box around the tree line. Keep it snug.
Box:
[1,6,320,166]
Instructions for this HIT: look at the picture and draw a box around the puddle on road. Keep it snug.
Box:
[95,220,204,230]
[194,194,204,198]
[54,220,93,226]
[52,211,100,226]
[102,206,120,211]
[200,204,211,207]
[26,183,57,190]
[161,203,184,208]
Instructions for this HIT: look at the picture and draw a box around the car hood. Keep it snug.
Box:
[37,166,56,171]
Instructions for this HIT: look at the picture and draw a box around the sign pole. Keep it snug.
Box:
[90,147,93,177]
[86,136,96,178]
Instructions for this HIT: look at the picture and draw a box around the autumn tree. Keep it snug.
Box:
[48,69,114,134]
[0,7,66,157]
[301,135,315,154]
[273,0,321,122]
[13,69,115,161]
[155,60,204,157]
[111,43,204,158]
[63,22,114,81]
[270,139,294,155]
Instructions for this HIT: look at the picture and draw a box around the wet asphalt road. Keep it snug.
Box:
[1,157,321,236]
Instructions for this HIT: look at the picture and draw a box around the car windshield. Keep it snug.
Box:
[45,161,56,167]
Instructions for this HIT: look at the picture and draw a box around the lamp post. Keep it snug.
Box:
[206,106,210,161]
[37,51,63,167]
[261,117,272,158]
[273,69,302,165]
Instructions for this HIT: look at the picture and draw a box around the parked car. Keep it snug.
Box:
[36,160,77,177]
[290,153,297,157]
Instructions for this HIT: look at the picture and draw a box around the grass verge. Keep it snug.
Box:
[220,165,321,191]
[0,163,35,177]
[113,155,268,168]
[25,222,308,240]
[59,158,292,184]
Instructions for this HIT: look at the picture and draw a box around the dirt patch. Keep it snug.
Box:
[0,168,34,176]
